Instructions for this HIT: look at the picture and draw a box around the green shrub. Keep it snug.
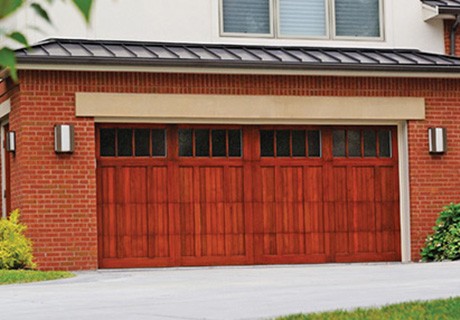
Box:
[421,203,460,262]
[0,210,36,270]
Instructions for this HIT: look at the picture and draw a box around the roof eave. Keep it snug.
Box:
[15,58,460,77]
[439,7,460,14]
[422,3,460,21]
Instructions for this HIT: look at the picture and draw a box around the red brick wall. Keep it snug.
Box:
[11,72,97,270]
[11,70,460,269]
[444,20,460,56]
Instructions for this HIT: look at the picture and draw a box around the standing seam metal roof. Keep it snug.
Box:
[422,0,460,7]
[15,38,460,73]
[422,0,460,13]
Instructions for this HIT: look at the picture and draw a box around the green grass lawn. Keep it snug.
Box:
[278,297,460,320]
[0,270,74,285]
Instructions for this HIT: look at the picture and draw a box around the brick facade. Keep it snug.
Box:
[10,70,460,269]
[444,20,460,56]
[11,72,97,270]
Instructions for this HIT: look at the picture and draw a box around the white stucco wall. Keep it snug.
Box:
[1,0,447,54]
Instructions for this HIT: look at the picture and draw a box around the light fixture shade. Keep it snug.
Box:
[54,124,75,153]
[428,127,447,154]
[6,131,15,152]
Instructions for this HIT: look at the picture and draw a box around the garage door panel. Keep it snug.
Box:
[100,167,117,203]
[304,167,323,202]
[349,167,375,202]
[179,167,195,202]
[276,202,306,255]
[304,202,324,233]
[356,231,377,254]
[349,202,376,232]
[376,203,401,254]
[328,166,347,202]
[200,202,226,257]
[305,202,326,254]
[224,203,246,255]
[117,167,150,258]
[116,203,130,258]
[179,203,197,257]
[334,232,350,255]
[178,165,248,260]
[98,167,117,259]
[130,204,148,258]
[199,167,225,203]
[259,203,276,255]
[376,166,399,201]
[148,167,169,203]
[259,167,276,202]
[147,203,170,258]
[147,166,172,259]
[279,167,304,202]
[347,202,376,254]
[227,167,244,202]
[101,204,117,259]
[332,200,349,233]
[376,202,399,230]
[306,232,328,255]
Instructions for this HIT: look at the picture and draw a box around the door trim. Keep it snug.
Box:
[1,119,10,218]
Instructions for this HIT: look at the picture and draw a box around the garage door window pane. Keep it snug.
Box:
[228,130,242,157]
[276,130,290,157]
[363,130,377,157]
[212,130,227,157]
[152,129,166,157]
[135,129,150,157]
[292,130,306,157]
[379,130,392,158]
[308,130,321,157]
[118,129,133,157]
[196,129,210,157]
[179,129,193,157]
[260,130,275,157]
[348,130,361,157]
[333,130,346,157]
[100,128,116,157]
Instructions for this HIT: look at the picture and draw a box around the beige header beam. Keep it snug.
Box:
[76,93,425,124]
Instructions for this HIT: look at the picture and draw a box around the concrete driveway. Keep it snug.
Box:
[1,262,460,320]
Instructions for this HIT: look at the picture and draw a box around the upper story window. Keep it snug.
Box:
[221,0,383,40]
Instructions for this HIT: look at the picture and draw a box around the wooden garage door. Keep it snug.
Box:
[97,125,400,268]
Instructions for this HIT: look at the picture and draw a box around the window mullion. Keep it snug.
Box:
[272,0,277,38]
[329,0,335,39]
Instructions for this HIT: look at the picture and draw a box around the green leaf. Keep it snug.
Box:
[7,31,28,47]
[71,0,92,23]
[0,0,24,19]
[30,2,52,25]
[0,47,17,81]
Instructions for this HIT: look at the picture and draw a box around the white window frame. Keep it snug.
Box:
[331,0,384,41]
[219,0,384,41]
[219,0,275,38]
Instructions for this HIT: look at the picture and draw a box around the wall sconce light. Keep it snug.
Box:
[6,131,15,153]
[54,124,75,153]
[428,127,447,154]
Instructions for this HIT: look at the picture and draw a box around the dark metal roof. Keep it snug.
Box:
[15,38,460,73]
[422,0,460,14]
